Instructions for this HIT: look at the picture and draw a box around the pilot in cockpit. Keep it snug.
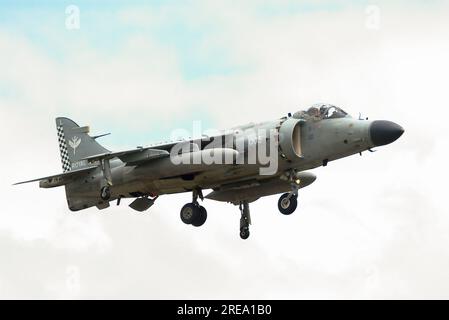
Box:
[306,106,320,118]
[293,104,350,120]
[319,104,349,119]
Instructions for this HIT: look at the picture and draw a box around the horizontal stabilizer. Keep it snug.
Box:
[13,166,97,188]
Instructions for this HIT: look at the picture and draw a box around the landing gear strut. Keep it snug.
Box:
[180,188,208,227]
[99,158,113,201]
[239,201,251,240]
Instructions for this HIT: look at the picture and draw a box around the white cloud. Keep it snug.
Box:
[0,1,448,299]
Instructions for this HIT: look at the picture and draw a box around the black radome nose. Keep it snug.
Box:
[370,120,404,146]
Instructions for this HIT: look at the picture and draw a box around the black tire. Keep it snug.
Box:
[278,193,297,215]
[180,203,200,225]
[100,186,111,201]
[240,228,250,240]
[192,206,207,227]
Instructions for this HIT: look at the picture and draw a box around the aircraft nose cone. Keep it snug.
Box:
[370,120,404,146]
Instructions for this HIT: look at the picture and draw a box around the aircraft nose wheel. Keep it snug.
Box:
[100,186,111,201]
[278,193,297,215]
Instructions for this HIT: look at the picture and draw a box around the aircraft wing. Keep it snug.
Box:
[143,131,233,152]
[13,166,97,188]
[81,130,232,166]
[82,147,170,166]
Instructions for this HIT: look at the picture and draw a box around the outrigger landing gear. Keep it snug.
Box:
[239,201,251,240]
[180,188,208,227]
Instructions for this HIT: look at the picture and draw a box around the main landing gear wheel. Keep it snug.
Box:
[100,186,111,201]
[180,188,208,227]
[278,193,297,215]
[180,203,200,225]
[180,203,208,226]
[192,206,207,227]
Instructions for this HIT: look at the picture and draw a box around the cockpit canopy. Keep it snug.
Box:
[293,104,350,120]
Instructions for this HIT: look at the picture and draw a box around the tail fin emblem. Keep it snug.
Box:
[69,136,81,155]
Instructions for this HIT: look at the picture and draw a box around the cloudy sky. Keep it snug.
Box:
[1,0,448,299]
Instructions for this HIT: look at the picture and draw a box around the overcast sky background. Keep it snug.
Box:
[0,0,448,299]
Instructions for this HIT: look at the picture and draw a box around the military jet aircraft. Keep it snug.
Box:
[15,104,404,239]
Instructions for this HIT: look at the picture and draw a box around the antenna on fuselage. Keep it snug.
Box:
[358,112,369,121]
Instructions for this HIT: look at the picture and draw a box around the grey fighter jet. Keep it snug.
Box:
[15,104,404,239]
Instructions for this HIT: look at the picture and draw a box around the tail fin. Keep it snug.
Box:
[56,117,109,172]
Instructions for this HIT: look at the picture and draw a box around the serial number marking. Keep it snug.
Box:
[221,304,272,315]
